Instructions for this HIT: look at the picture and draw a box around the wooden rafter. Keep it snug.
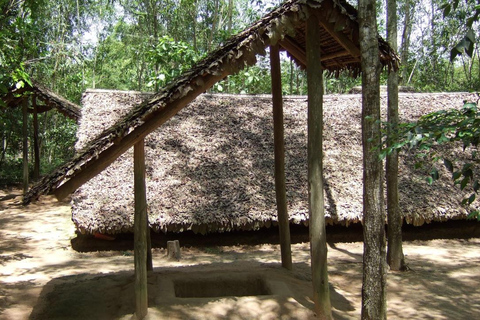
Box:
[279,36,307,65]
[280,36,341,68]
[314,11,360,59]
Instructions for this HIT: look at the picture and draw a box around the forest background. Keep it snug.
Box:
[1,0,479,184]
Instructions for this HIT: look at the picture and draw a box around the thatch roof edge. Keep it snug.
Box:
[70,91,478,235]
[1,80,81,122]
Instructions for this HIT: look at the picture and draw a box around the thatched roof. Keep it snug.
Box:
[71,90,478,235]
[24,0,398,204]
[1,80,81,122]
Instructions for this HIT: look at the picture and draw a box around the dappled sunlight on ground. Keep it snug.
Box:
[1,191,480,319]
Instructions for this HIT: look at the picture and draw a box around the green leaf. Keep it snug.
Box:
[474,180,479,193]
[452,171,462,181]
[430,167,439,181]
[462,163,473,175]
[15,80,24,89]
[426,176,434,185]
[461,177,469,190]
[452,0,459,10]
[467,210,479,220]
[450,30,476,61]
[442,3,451,17]
[464,102,477,110]
[444,159,453,172]
[468,193,476,205]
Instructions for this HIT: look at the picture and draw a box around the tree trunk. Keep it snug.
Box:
[207,0,220,52]
[22,99,29,195]
[387,0,406,272]
[358,0,387,319]
[400,0,413,85]
[33,96,40,181]
[306,12,332,320]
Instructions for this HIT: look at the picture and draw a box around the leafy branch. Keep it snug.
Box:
[382,97,480,220]
[441,0,479,61]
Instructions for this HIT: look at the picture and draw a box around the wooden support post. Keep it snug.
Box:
[306,13,333,319]
[33,96,40,181]
[270,44,292,271]
[22,99,29,195]
[146,219,153,271]
[134,139,148,319]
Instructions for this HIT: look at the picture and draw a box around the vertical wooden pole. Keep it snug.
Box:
[146,217,153,271]
[134,139,148,319]
[306,13,333,319]
[33,96,40,181]
[22,99,29,195]
[270,44,292,270]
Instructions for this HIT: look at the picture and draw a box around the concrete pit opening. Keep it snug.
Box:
[173,275,271,298]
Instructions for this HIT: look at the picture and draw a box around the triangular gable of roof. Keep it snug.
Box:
[2,80,81,122]
[24,0,398,204]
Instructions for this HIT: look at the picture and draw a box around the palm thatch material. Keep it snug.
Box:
[24,0,399,204]
[1,80,81,122]
[71,90,478,235]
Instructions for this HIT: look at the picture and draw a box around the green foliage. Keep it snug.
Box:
[146,36,200,89]
[0,105,77,185]
[441,0,479,61]
[382,99,480,219]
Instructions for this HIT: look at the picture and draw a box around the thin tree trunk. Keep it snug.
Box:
[227,0,233,34]
[359,0,387,318]
[33,96,40,180]
[386,0,406,272]
[306,13,332,320]
[400,0,413,85]
[23,99,29,194]
[430,0,437,75]
[290,60,294,95]
[207,0,220,52]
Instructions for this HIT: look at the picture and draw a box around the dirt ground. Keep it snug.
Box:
[1,190,480,320]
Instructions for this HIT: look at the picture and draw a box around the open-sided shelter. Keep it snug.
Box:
[24,0,398,317]
[2,80,81,122]
[1,80,81,189]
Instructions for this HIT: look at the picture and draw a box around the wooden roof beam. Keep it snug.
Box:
[280,36,334,67]
[279,36,307,66]
[314,11,361,59]
[320,50,351,61]
[28,105,54,114]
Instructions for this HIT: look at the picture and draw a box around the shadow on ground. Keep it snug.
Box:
[70,220,480,252]
[29,262,354,320]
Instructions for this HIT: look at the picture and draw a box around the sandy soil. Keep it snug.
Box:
[1,190,480,319]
